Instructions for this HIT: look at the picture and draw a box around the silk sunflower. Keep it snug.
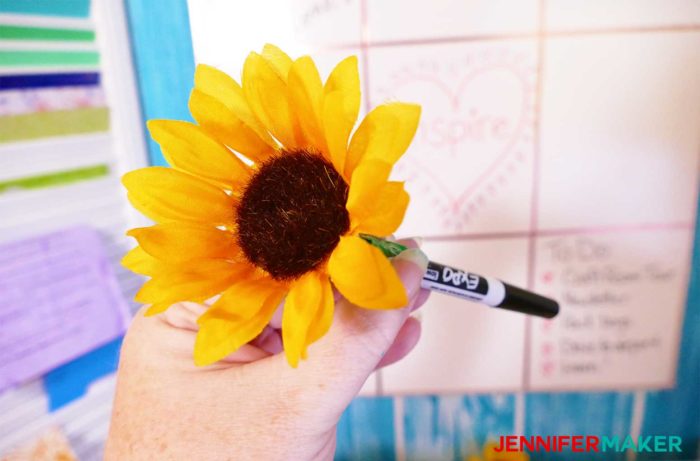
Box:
[122,44,421,367]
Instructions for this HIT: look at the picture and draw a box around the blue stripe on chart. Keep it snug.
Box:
[335,397,396,461]
[125,0,195,167]
[402,394,515,461]
[0,0,90,17]
[0,72,100,91]
[638,197,700,460]
[525,392,634,461]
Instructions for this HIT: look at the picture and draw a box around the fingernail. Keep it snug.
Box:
[269,302,283,329]
[407,236,424,247]
[393,248,429,301]
[394,248,428,272]
[396,237,423,249]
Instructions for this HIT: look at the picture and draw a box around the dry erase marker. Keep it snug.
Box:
[361,234,559,319]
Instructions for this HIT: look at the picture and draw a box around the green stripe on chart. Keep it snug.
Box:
[0,107,109,142]
[0,50,99,66]
[0,25,95,41]
[0,164,109,193]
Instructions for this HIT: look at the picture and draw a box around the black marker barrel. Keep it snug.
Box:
[421,261,559,318]
[496,283,559,318]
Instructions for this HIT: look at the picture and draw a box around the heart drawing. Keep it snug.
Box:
[373,46,537,236]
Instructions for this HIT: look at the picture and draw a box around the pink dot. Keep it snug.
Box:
[542,362,555,376]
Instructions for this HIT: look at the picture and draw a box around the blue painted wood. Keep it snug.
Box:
[124,0,195,167]
[402,394,515,461]
[0,0,90,17]
[638,202,700,461]
[525,392,634,461]
[335,397,396,461]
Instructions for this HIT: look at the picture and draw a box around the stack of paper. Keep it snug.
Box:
[0,1,148,459]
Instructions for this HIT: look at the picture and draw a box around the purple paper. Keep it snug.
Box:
[0,226,130,392]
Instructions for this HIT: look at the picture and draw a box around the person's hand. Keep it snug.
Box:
[105,243,429,461]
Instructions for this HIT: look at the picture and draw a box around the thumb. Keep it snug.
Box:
[272,247,428,412]
[327,248,429,368]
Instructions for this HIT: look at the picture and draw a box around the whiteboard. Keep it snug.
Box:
[187,0,700,396]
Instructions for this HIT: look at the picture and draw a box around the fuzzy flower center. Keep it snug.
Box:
[236,150,350,280]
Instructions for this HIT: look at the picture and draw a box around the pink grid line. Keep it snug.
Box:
[359,0,372,111]
[359,0,384,396]
[521,0,549,392]
[537,221,694,237]
[420,220,695,242]
[318,23,700,52]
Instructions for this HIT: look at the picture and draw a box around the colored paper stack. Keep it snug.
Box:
[0,1,148,459]
[0,4,111,193]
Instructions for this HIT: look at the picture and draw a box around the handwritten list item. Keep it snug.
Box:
[528,232,690,390]
[0,227,130,392]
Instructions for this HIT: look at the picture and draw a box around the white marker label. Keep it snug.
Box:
[421,262,506,306]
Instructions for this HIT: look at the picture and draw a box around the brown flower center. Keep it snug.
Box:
[236,150,350,280]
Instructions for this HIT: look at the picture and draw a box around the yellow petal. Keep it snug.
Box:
[325,55,360,95]
[323,56,360,173]
[282,271,333,367]
[303,272,334,357]
[135,259,250,305]
[121,245,162,276]
[127,222,240,263]
[356,181,410,236]
[194,279,286,366]
[346,159,392,224]
[194,65,275,144]
[188,89,277,163]
[243,52,299,148]
[344,103,421,178]
[322,92,356,175]
[122,167,236,225]
[194,63,242,103]
[328,235,408,309]
[288,56,326,151]
[147,119,251,188]
[261,43,293,79]
[203,277,286,321]
[144,302,172,316]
